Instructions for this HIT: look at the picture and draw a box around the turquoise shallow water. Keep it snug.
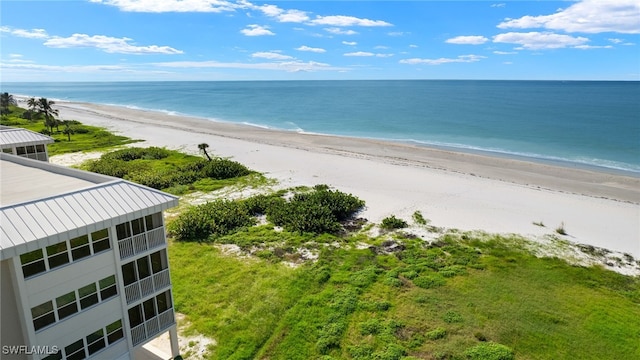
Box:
[3,80,639,174]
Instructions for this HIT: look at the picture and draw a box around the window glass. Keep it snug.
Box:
[36,144,45,152]
[70,235,91,260]
[150,251,166,273]
[91,229,111,253]
[137,257,151,279]
[20,249,46,278]
[131,218,145,235]
[26,145,36,154]
[116,223,131,240]
[106,320,124,344]
[122,262,137,286]
[64,339,85,360]
[156,291,172,313]
[143,298,156,320]
[78,283,99,309]
[99,275,117,300]
[16,146,26,155]
[145,213,163,230]
[46,242,69,269]
[56,291,78,320]
[2,147,12,153]
[31,301,56,331]
[86,329,106,355]
[128,305,143,327]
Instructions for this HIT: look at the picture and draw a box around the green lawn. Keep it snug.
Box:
[168,231,640,360]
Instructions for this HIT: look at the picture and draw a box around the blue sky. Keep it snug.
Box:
[1,0,638,81]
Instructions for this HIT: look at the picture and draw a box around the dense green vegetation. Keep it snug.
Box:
[82,147,254,193]
[169,185,365,241]
[169,230,640,360]
[1,105,138,155]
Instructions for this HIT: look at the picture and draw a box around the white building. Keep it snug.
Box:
[1,153,180,360]
[0,126,54,162]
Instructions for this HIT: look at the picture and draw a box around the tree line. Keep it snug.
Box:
[1,92,75,141]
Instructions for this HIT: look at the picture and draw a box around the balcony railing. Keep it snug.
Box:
[117,228,166,260]
[131,309,175,346]
[124,269,171,304]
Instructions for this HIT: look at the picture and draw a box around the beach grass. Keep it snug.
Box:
[168,230,640,360]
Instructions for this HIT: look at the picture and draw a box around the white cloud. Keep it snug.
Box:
[493,32,589,50]
[1,26,49,39]
[44,34,183,54]
[1,61,128,72]
[493,51,518,55]
[409,44,418,48]
[491,3,506,8]
[388,31,406,37]
[252,3,309,23]
[497,0,640,34]
[445,35,489,45]
[241,24,274,36]
[324,28,358,35]
[374,45,389,50]
[90,0,239,13]
[400,54,486,65]
[9,54,23,58]
[154,59,347,72]
[345,51,374,57]
[574,45,613,50]
[503,61,513,65]
[296,45,326,53]
[251,51,293,60]
[608,38,623,44]
[309,15,392,27]
[342,41,357,46]
[344,51,393,58]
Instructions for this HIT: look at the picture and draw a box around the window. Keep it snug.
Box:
[16,146,26,155]
[20,249,46,278]
[145,213,163,230]
[116,222,131,240]
[128,306,143,327]
[137,257,151,279]
[86,328,106,355]
[56,291,78,320]
[70,235,91,261]
[78,283,98,310]
[36,144,45,152]
[106,320,124,344]
[131,218,145,235]
[26,145,36,154]
[65,339,85,360]
[32,301,55,331]
[150,250,167,274]
[91,229,110,253]
[99,275,117,300]
[2,147,12,153]
[157,291,172,313]
[46,242,69,269]
[143,298,156,320]
[122,262,137,286]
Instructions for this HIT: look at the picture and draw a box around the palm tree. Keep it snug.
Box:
[198,143,212,161]
[0,92,17,115]
[37,98,59,133]
[62,120,75,141]
[27,97,38,112]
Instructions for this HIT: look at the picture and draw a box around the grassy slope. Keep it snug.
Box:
[169,232,640,360]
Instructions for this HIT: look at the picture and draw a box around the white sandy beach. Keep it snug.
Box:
[49,101,640,260]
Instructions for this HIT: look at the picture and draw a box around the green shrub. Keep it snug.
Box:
[102,146,171,161]
[168,200,255,241]
[426,327,447,340]
[443,311,463,324]
[413,275,446,289]
[360,318,382,335]
[412,210,428,225]
[464,342,515,360]
[201,158,251,179]
[242,194,286,215]
[381,215,408,230]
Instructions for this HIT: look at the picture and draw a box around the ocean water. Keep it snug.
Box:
[3,80,639,174]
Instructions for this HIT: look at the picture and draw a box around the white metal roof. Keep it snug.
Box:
[0,126,55,148]
[0,154,179,260]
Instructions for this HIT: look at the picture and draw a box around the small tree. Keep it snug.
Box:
[37,98,59,133]
[0,92,17,115]
[198,143,212,161]
[62,120,75,141]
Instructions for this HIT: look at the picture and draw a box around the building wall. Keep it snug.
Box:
[1,259,28,360]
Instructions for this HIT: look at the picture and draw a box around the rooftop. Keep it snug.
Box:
[0,126,55,148]
[0,154,179,260]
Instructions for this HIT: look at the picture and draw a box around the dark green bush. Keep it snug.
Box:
[413,275,446,289]
[168,200,255,241]
[425,327,447,340]
[360,318,382,335]
[242,194,286,215]
[201,158,251,179]
[443,311,463,324]
[464,342,515,360]
[381,216,408,230]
